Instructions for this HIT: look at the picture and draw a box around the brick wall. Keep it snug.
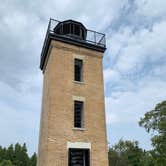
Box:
[37,40,108,166]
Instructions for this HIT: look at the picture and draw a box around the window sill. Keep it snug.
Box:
[73,81,85,85]
[72,128,86,131]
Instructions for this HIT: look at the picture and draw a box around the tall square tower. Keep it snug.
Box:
[37,19,108,166]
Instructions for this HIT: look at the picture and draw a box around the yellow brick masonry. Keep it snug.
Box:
[37,40,108,166]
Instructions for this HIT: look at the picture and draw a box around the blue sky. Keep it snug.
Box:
[0,0,166,155]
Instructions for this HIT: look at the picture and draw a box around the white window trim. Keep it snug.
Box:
[72,127,85,131]
[67,142,91,149]
[73,80,85,84]
[72,96,85,102]
[73,54,85,61]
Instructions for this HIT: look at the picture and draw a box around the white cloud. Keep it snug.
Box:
[111,20,166,75]
[105,20,166,122]
[105,78,166,125]
[135,0,166,18]
[0,79,41,155]
[104,6,166,148]
[104,69,121,83]
[0,107,40,155]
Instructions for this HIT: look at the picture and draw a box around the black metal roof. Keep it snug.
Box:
[54,19,87,31]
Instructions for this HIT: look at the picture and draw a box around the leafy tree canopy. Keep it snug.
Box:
[108,139,154,166]
[0,143,37,166]
[0,160,12,166]
[139,100,166,165]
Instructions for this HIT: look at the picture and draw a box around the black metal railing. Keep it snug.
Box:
[46,18,106,47]
[40,18,106,69]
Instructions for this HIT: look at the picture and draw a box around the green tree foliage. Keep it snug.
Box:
[29,153,37,166]
[0,143,37,166]
[139,100,166,165]
[0,160,13,166]
[108,139,154,166]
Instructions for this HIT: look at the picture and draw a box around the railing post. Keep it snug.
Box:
[48,19,51,32]
[94,32,96,45]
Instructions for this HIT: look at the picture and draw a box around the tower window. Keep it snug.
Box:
[69,149,90,166]
[74,101,83,128]
[74,59,83,82]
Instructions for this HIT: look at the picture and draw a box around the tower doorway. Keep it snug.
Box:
[69,148,90,166]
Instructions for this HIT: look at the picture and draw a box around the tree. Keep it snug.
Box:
[29,153,37,166]
[0,143,37,166]
[6,144,14,162]
[20,143,29,166]
[108,139,151,166]
[139,100,166,165]
[0,160,12,166]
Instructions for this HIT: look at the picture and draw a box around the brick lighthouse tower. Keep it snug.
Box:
[37,19,108,166]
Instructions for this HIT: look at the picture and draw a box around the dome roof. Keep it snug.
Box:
[53,20,87,40]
